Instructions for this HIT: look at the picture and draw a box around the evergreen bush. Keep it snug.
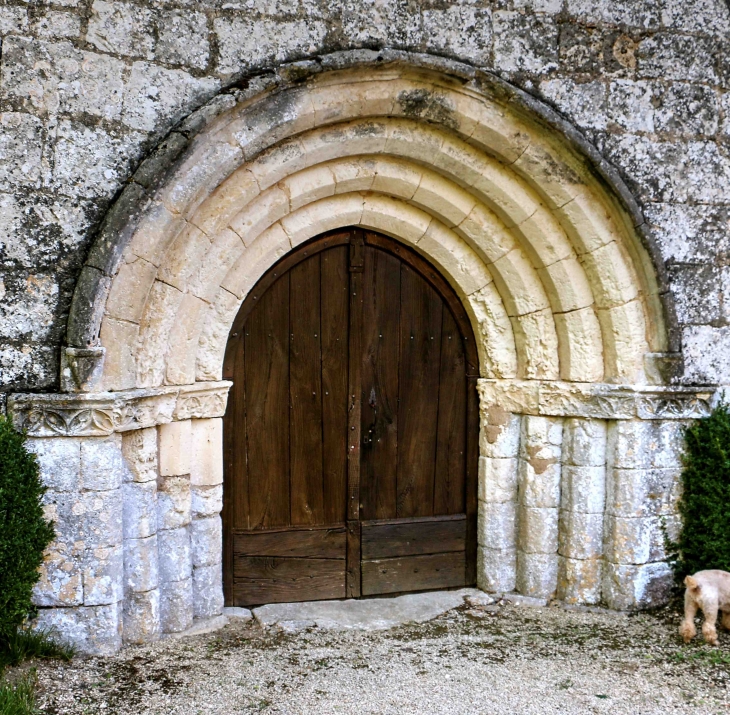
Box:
[675,403,730,578]
[0,417,55,640]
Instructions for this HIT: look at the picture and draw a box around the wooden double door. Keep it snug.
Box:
[222,229,478,606]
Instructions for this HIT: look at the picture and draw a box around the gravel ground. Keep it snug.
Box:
[26,597,730,714]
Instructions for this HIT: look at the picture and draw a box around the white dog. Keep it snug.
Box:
[679,570,730,646]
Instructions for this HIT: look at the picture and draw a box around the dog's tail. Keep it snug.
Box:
[685,575,701,592]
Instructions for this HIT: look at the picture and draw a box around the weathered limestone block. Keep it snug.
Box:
[558,510,603,560]
[157,475,191,530]
[478,500,516,550]
[158,526,192,584]
[33,545,83,607]
[606,467,681,517]
[82,544,123,606]
[477,546,516,593]
[191,484,223,517]
[560,465,606,514]
[191,516,222,567]
[190,418,223,486]
[123,588,161,645]
[479,405,521,459]
[34,603,122,655]
[557,556,602,605]
[45,489,123,549]
[160,577,193,633]
[602,561,673,610]
[122,427,159,483]
[124,535,159,593]
[518,415,562,507]
[604,515,658,565]
[193,562,224,619]
[562,418,607,467]
[159,420,191,476]
[518,507,559,554]
[516,551,558,600]
[81,435,125,491]
[478,456,518,503]
[26,437,81,492]
[123,480,157,539]
[608,420,687,470]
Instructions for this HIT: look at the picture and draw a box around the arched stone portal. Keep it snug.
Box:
[8,57,716,654]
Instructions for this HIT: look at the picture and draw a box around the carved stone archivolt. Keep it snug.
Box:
[477,380,718,421]
[8,381,232,437]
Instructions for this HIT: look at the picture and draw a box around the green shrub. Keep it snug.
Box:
[675,403,730,578]
[0,671,39,715]
[0,417,55,640]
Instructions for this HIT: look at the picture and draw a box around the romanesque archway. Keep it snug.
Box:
[9,56,714,654]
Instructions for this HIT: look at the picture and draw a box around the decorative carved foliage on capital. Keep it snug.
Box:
[477,379,716,421]
[8,381,232,437]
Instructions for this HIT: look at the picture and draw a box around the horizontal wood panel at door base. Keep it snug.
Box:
[233,527,346,559]
[360,515,466,560]
[233,556,346,605]
[361,552,466,596]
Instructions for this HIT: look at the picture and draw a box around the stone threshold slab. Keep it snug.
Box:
[251,588,488,632]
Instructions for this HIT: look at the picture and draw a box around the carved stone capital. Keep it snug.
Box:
[60,347,106,393]
[8,381,232,437]
[477,380,717,420]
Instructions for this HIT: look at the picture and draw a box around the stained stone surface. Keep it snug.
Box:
[252,589,484,631]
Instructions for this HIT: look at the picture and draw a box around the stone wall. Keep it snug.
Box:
[1,0,729,395]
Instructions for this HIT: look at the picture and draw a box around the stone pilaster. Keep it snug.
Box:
[157,420,193,633]
[477,405,520,593]
[121,427,161,644]
[515,415,563,600]
[557,418,607,605]
[602,419,684,609]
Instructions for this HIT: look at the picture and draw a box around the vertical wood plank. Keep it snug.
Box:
[434,308,467,516]
[245,275,290,529]
[222,336,246,604]
[360,247,401,521]
[465,374,479,585]
[346,231,364,597]
[396,265,443,518]
[289,255,324,525]
[320,246,350,526]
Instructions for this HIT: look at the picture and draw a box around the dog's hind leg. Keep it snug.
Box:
[721,611,730,631]
[679,590,698,643]
[701,601,719,646]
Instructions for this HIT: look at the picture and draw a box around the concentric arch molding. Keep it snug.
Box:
[477,380,721,420]
[7,381,232,437]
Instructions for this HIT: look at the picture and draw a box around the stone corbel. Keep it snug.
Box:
[477,380,717,420]
[60,347,106,393]
[8,381,232,437]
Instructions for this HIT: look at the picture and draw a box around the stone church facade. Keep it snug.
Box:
[1,0,728,654]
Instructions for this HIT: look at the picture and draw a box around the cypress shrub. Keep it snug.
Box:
[0,417,55,639]
[675,403,730,578]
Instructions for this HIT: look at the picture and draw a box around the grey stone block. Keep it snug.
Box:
[83,544,123,606]
[516,552,558,600]
[478,500,517,550]
[558,510,603,560]
[160,577,193,634]
[557,556,602,606]
[191,484,223,517]
[193,563,224,619]
[124,535,159,593]
[158,526,192,584]
[562,418,607,467]
[27,437,81,492]
[34,603,122,656]
[477,546,516,593]
[606,467,682,518]
[81,436,125,491]
[560,465,606,514]
[123,588,161,644]
[602,561,673,610]
[123,480,158,540]
[518,507,559,554]
[191,516,222,568]
[157,476,191,530]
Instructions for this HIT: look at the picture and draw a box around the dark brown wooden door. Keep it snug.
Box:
[223,229,478,607]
